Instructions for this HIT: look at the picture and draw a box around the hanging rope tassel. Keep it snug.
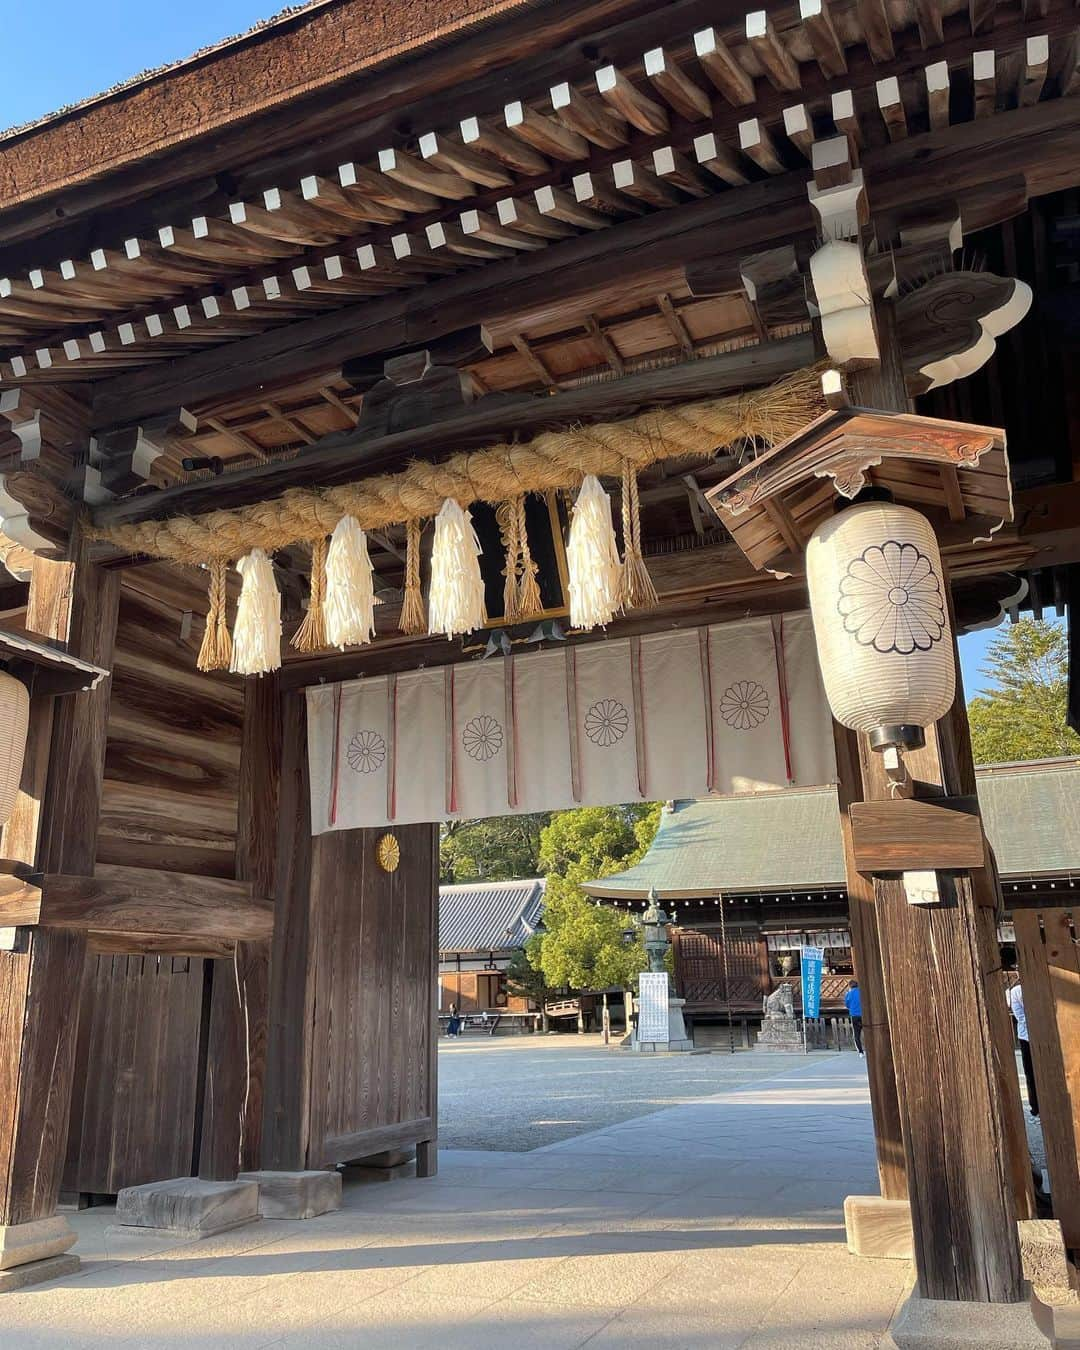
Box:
[292,535,329,653]
[196,559,233,672]
[324,516,376,648]
[567,475,622,630]
[619,461,658,612]
[497,500,522,623]
[515,494,544,621]
[230,548,281,676]
[399,518,426,636]
[429,498,485,638]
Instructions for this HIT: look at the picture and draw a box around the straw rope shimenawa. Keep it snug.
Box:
[88,369,826,566]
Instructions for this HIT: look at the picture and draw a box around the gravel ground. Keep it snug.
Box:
[437,1033,847,1151]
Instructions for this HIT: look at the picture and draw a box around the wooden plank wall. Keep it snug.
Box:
[96,583,242,877]
[1014,908,1080,1253]
[65,575,244,1195]
[67,955,206,1195]
[306,824,438,1169]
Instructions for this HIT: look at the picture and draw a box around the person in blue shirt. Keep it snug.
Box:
[844,980,863,1056]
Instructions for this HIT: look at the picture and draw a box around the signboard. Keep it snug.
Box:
[637,972,670,1043]
[800,946,824,1020]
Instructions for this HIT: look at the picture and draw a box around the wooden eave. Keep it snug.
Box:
[0,626,109,694]
[0,0,1077,445]
[704,405,1011,572]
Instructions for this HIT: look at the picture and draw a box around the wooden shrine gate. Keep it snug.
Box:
[5,0,1080,1329]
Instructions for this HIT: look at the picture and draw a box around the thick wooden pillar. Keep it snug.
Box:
[261,691,315,1171]
[0,538,118,1249]
[833,724,907,1201]
[844,303,1027,1304]
[199,677,280,1179]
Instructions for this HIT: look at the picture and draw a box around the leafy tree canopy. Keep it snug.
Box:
[530,803,662,993]
[968,618,1080,765]
[440,813,550,884]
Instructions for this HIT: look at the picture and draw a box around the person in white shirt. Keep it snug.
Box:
[1006,978,1039,1119]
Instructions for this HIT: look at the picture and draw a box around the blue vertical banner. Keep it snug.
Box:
[800,945,824,1019]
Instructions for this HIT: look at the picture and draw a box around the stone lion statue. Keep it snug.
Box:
[763,984,795,1018]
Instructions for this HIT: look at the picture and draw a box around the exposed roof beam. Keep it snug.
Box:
[91,333,815,528]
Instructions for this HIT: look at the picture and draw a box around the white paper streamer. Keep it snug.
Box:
[567,475,622,630]
[429,499,485,638]
[325,515,376,648]
[230,548,281,676]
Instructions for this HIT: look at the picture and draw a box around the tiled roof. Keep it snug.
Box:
[439,877,545,953]
[976,758,1080,878]
[584,758,1080,898]
[582,790,846,899]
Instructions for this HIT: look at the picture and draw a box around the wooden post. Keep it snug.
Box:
[199,677,280,1179]
[833,724,907,1201]
[845,309,1027,1302]
[1014,908,1080,1251]
[0,535,118,1269]
[261,691,314,1172]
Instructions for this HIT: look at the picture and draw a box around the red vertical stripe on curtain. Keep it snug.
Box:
[771,614,794,784]
[329,682,343,827]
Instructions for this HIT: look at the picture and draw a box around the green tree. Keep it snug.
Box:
[439,813,550,883]
[505,945,548,1006]
[528,803,662,993]
[968,618,1080,765]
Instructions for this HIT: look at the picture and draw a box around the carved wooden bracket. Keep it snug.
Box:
[0,468,74,557]
[704,394,1009,574]
[896,270,1033,394]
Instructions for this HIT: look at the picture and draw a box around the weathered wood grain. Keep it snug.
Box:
[304,823,438,1171]
[13,868,270,941]
[850,795,984,873]
[261,692,315,1171]
[200,677,279,1180]
[833,724,906,1202]
[1015,909,1080,1250]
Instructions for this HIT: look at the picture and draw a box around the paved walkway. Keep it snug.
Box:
[1,1056,912,1349]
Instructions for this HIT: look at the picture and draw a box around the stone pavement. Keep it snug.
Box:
[0,1055,912,1349]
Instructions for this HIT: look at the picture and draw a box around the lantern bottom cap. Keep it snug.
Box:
[867,724,926,753]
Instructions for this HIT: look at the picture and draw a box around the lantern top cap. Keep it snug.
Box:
[704,403,1009,577]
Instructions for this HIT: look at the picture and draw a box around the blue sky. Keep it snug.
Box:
[1,3,282,130]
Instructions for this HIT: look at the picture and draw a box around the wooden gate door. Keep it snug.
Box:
[305,823,439,1169]
[1014,907,1080,1252]
[66,954,207,1196]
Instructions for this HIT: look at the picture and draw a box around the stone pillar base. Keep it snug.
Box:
[1031,1292,1080,1348]
[0,1253,80,1292]
[844,1195,914,1259]
[889,1289,1050,1349]
[0,1216,77,1271]
[238,1170,341,1220]
[116,1178,259,1239]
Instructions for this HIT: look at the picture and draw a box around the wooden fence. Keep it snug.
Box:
[1013,907,1080,1252]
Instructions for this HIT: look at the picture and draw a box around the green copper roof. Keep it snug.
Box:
[583,759,1080,899]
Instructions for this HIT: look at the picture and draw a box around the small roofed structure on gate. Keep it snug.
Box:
[583,759,1080,1030]
[438,877,544,1014]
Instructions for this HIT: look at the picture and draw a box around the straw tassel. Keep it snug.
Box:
[230,548,281,676]
[399,518,426,635]
[324,516,376,648]
[567,475,622,630]
[196,559,233,672]
[429,498,485,638]
[515,495,543,621]
[497,500,522,623]
[618,461,658,612]
[292,536,329,653]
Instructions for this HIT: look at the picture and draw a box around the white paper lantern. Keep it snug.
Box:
[0,671,29,826]
[805,501,955,750]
